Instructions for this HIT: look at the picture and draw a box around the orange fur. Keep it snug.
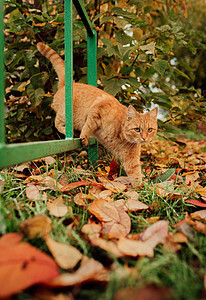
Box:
[37,42,158,186]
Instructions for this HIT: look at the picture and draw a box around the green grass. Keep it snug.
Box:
[0,149,206,300]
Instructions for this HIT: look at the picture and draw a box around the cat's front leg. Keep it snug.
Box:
[122,144,143,187]
[80,112,99,146]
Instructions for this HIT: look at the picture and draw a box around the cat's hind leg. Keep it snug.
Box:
[55,113,65,135]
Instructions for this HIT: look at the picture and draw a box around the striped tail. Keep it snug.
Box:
[37,42,65,87]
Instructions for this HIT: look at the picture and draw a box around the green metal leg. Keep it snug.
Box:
[87,30,98,163]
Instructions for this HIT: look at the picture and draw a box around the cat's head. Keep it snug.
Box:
[123,106,158,144]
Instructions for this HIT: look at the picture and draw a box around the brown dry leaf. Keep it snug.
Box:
[124,190,139,200]
[184,171,199,185]
[115,199,148,212]
[20,215,52,239]
[193,187,206,197]
[140,220,169,248]
[43,156,56,165]
[46,237,82,269]
[88,199,131,238]
[26,183,47,201]
[81,223,102,239]
[98,190,113,201]
[113,285,171,300]
[60,180,90,192]
[25,175,44,183]
[114,176,132,186]
[154,181,174,197]
[192,220,206,234]
[172,232,188,243]
[190,209,206,220]
[73,193,91,206]
[41,176,63,190]
[98,177,126,193]
[117,235,154,257]
[47,257,105,287]
[47,195,69,217]
[89,237,122,257]
[33,288,74,300]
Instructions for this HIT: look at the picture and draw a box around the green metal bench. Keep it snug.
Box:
[0,0,98,169]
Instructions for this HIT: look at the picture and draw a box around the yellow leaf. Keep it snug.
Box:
[46,237,82,269]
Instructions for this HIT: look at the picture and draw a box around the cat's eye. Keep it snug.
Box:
[148,128,153,133]
[135,128,141,132]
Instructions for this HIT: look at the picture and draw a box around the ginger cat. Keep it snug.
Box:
[37,42,158,186]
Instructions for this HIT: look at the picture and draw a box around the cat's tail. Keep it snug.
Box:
[37,42,65,87]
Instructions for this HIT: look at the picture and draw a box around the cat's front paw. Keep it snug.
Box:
[80,135,88,146]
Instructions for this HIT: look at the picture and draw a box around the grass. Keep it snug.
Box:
[0,142,206,300]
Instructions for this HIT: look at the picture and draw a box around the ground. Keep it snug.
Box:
[0,135,206,300]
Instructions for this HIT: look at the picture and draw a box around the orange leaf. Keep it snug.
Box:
[47,196,69,217]
[140,220,169,248]
[0,239,59,298]
[117,235,154,257]
[88,199,131,238]
[89,237,122,258]
[0,232,23,246]
[47,257,105,287]
[115,199,148,212]
[190,209,206,220]
[20,215,52,239]
[46,237,82,269]
[60,180,90,192]
[186,199,206,207]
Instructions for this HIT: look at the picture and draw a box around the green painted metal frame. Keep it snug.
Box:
[0,0,98,169]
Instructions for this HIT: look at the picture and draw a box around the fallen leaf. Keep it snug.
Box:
[47,196,68,217]
[73,193,90,206]
[0,232,23,246]
[60,180,90,192]
[46,237,82,269]
[0,239,59,298]
[88,199,131,238]
[114,199,148,212]
[185,171,199,185]
[81,223,102,239]
[98,177,126,193]
[98,190,113,201]
[108,158,119,180]
[117,235,154,257]
[114,176,132,186]
[190,209,206,220]
[20,215,52,239]
[186,199,206,207]
[113,285,171,300]
[140,220,169,248]
[194,187,206,197]
[89,237,122,257]
[41,176,63,190]
[26,183,47,201]
[43,156,56,165]
[124,190,139,200]
[47,257,105,287]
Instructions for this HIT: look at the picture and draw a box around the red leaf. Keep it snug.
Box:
[108,158,119,180]
[186,199,206,207]
[0,236,59,298]
[60,180,90,192]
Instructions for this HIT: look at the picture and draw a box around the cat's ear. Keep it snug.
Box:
[127,105,137,121]
[149,107,158,119]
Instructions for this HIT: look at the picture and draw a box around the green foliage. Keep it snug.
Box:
[4,0,206,142]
